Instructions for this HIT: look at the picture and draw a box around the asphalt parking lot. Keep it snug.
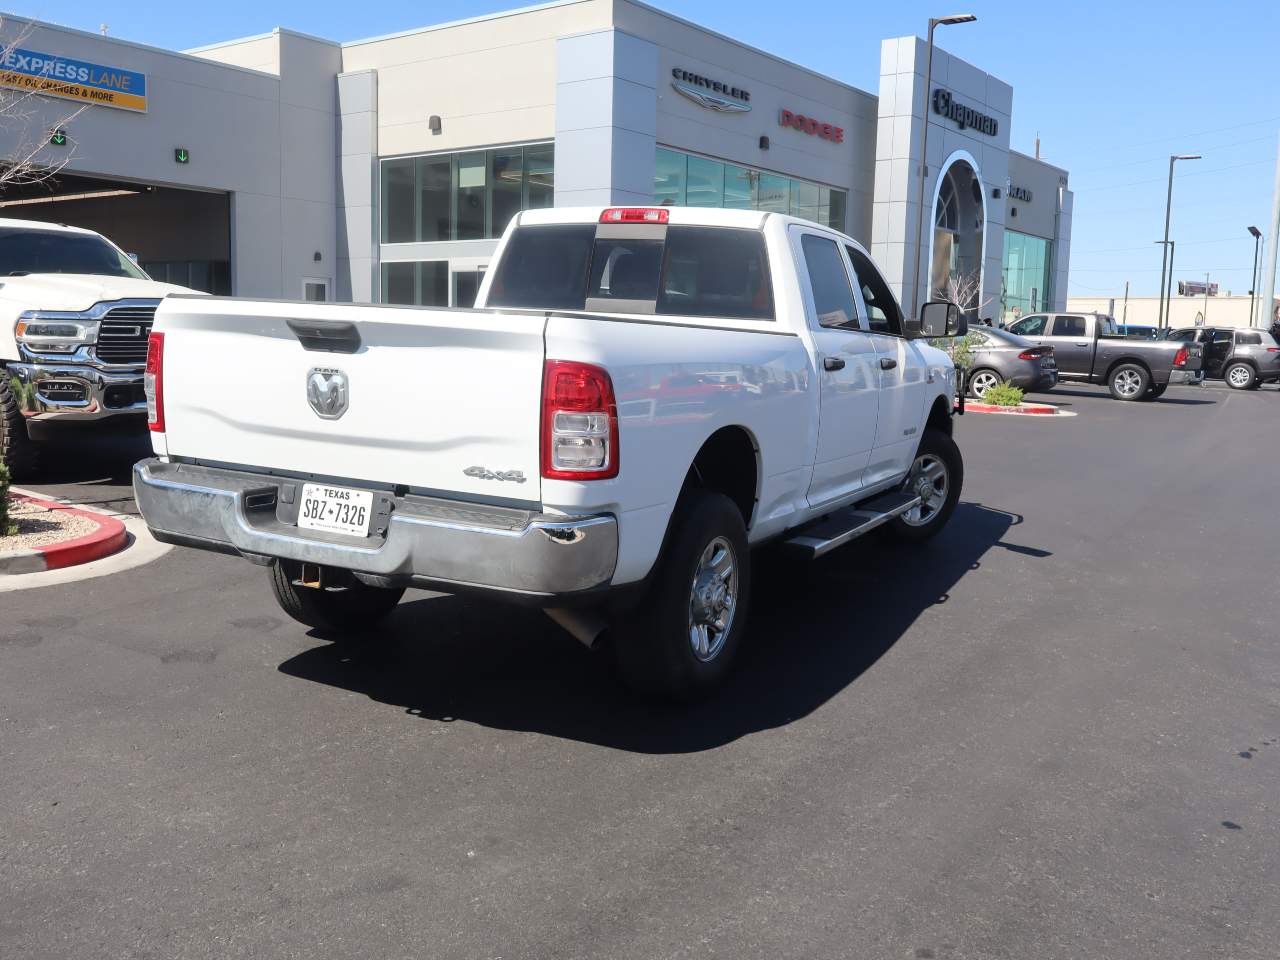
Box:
[4,382,1279,960]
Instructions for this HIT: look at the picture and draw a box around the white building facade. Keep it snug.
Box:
[0,0,1073,319]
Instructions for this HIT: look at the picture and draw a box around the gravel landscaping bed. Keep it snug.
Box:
[0,498,99,552]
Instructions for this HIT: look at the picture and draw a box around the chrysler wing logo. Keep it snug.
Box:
[307,367,348,420]
[671,80,751,114]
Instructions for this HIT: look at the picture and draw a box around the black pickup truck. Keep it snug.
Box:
[1003,312,1203,400]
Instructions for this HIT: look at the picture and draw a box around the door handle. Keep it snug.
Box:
[1075,342,1089,347]
[823,356,845,371]
[879,357,897,370]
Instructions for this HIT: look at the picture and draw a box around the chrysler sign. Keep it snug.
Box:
[932,89,998,137]
[671,67,751,113]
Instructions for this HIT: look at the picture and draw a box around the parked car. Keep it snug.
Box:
[1003,311,1203,400]
[133,206,968,700]
[1166,326,1280,389]
[964,326,1057,398]
[0,219,196,478]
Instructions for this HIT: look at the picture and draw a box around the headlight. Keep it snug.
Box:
[15,312,99,354]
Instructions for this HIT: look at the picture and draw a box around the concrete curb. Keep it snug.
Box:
[0,495,129,575]
[966,401,1068,416]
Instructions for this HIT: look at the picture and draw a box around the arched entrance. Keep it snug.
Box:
[929,151,986,316]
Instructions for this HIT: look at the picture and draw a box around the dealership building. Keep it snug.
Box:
[0,0,1072,320]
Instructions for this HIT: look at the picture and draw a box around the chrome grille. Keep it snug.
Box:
[95,303,158,365]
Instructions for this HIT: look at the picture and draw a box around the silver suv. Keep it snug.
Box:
[1167,327,1280,390]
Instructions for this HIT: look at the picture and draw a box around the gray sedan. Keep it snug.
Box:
[965,327,1058,398]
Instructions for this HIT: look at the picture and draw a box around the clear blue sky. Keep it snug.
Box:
[10,0,1280,298]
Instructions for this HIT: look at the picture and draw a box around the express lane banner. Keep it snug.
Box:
[0,47,147,113]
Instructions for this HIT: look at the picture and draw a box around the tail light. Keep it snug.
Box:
[1173,346,1188,368]
[1017,348,1050,361]
[541,360,619,480]
[1267,347,1280,353]
[145,331,165,432]
[599,207,669,224]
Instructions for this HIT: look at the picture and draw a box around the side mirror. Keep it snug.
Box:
[920,300,966,338]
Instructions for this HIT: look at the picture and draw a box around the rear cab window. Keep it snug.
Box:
[486,222,774,321]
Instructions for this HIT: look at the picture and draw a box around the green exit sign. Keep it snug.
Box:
[174,147,190,164]
[49,129,67,147]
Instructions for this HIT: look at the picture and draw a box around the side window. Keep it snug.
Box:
[800,233,857,329]
[1008,314,1047,336]
[1097,316,1117,336]
[1211,330,1233,345]
[845,246,904,336]
[1168,329,1196,342]
[1051,315,1087,337]
[1237,331,1262,346]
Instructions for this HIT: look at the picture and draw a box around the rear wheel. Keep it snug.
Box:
[610,489,751,701]
[1225,363,1256,390]
[268,560,405,633]
[0,375,39,480]
[1145,383,1168,399]
[967,368,1002,399]
[886,427,963,543]
[1108,363,1150,401]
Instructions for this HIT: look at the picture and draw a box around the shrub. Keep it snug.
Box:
[0,462,14,537]
[982,382,1024,407]
[929,332,982,371]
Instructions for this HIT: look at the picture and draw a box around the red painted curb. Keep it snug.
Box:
[966,402,1059,415]
[9,495,129,571]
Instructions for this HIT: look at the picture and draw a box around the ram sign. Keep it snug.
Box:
[0,47,147,113]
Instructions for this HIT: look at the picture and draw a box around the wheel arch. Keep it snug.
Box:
[1104,356,1153,381]
[925,394,954,437]
[683,424,761,530]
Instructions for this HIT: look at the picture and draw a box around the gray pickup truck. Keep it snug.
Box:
[1004,311,1203,400]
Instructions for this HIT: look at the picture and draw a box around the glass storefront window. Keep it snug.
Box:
[1001,230,1053,324]
[381,261,449,306]
[654,147,846,232]
[654,148,687,206]
[380,143,555,244]
[686,155,724,207]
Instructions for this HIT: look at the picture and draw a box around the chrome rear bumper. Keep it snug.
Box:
[133,459,618,598]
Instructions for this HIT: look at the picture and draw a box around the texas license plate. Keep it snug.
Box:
[297,483,373,537]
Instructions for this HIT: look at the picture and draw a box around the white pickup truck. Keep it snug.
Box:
[0,219,194,477]
[134,206,967,699]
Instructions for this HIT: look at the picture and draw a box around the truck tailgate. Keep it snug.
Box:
[154,297,545,500]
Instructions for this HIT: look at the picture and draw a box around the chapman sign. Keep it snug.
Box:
[0,47,147,113]
[932,89,997,137]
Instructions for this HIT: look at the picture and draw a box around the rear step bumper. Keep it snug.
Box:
[133,459,617,598]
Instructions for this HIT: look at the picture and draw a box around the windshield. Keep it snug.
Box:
[0,227,149,280]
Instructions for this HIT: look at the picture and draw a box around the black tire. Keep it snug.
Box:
[1224,362,1257,391]
[1108,363,1150,401]
[0,374,39,480]
[610,489,751,701]
[268,559,405,633]
[967,367,1003,399]
[1146,383,1168,399]
[886,427,963,543]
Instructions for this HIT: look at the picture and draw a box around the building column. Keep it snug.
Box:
[336,69,378,303]
[554,30,658,207]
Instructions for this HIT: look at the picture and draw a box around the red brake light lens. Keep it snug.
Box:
[541,360,619,480]
[1173,345,1188,368]
[599,207,669,224]
[145,331,165,432]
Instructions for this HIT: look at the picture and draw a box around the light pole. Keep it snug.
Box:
[1157,154,1200,328]
[1248,225,1263,326]
[909,13,977,320]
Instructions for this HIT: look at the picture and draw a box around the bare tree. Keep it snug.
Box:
[936,270,994,320]
[1,17,85,190]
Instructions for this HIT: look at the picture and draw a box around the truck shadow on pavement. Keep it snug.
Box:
[277,501,1034,754]
[1040,386,1217,406]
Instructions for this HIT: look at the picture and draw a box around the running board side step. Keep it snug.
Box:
[782,491,921,559]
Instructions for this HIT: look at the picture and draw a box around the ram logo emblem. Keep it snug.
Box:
[306,368,349,420]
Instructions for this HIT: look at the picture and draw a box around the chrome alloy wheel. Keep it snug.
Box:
[688,536,739,662]
[901,453,950,528]
[1113,368,1144,398]
[1228,365,1252,388]
[969,370,1000,398]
